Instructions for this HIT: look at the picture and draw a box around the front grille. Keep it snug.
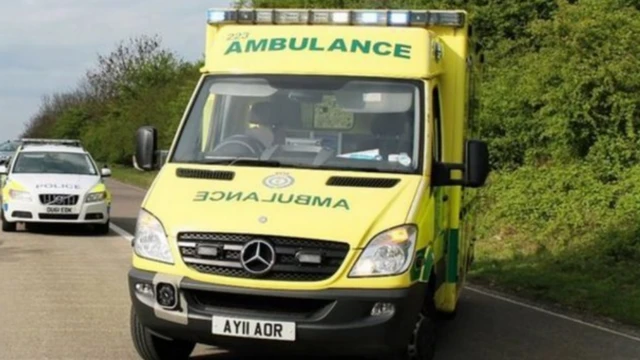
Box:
[178,232,350,282]
[39,194,79,206]
[39,214,79,220]
[184,289,334,318]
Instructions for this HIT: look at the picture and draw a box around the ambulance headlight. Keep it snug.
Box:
[350,225,417,277]
[86,191,106,203]
[133,209,174,264]
[9,189,32,202]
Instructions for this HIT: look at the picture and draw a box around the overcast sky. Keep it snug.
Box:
[0,0,233,141]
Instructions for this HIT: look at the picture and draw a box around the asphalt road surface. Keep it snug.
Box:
[1,178,639,360]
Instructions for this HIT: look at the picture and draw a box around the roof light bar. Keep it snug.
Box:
[21,138,83,147]
[207,8,466,28]
[274,9,309,24]
[352,10,388,26]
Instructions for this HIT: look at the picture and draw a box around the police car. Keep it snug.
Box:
[0,139,112,234]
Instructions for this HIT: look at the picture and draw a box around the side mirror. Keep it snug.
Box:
[464,140,490,188]
[100,167,112,177]
[0,165,7,175]
[432,139,490,188]
[135,126,158,171]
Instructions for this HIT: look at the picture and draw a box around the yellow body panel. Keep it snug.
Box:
[135,163,423,291]
[204,25,434,79]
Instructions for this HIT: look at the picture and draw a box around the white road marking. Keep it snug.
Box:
[109,222,134,243]
[465,286,640,343]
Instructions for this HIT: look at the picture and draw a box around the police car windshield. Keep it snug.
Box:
[171,75,423,174]
[12,152,97,175]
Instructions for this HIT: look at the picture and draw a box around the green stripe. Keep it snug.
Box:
[418,247,434,282]
[446,229,459,283]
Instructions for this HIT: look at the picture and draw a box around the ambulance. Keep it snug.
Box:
[128,7,490,360]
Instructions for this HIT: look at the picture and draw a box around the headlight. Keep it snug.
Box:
[9,189,32,202]
[86,191,106,203]
[349,225,417,277]
[133,209,174,264]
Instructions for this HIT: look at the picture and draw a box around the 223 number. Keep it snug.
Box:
[227,32,249,41]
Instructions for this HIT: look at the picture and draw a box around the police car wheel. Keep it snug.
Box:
[95,221,110,235]
[130,306,195,360]
[1,211,16,232]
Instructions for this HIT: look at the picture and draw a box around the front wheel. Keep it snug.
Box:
[392,290,437,360]
[130,307,196,360]
[1,211,16,232]
[95,220,110,235]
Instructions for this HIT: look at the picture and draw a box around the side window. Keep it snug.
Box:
[432,87,442,162]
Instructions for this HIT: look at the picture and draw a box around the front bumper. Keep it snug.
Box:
[129,268,427,356]
[2,199,109,224]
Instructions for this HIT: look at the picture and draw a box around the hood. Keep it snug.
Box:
[9,173,101,194]
[144,164,423,249]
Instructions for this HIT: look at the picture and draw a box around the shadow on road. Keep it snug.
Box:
[111,216,137,234]
[13,222,120,238]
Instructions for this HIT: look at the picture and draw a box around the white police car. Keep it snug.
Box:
[0,139,112,234]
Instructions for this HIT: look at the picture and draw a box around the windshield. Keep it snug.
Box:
[0,142,19,152]
[171,75,423,174]
[12,152,98,175]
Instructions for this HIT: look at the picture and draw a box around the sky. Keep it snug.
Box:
[0,0,234,141]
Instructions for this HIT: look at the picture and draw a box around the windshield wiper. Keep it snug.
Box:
[202,158,283,168]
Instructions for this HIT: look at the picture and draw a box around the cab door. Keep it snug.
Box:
[430,85,451,309]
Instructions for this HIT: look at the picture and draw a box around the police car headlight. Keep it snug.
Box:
[86,191,106,203]
[133,209,174,264]
[9,189,32,202]
[349,225,417,277]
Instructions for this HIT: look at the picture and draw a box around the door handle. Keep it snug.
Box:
[443,195,449,202]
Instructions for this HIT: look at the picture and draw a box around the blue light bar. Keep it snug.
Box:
[352,10,387,26]
[206,8,466,28]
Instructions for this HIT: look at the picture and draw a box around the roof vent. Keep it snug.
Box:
[176,168,235,181]
[326,176,400,188]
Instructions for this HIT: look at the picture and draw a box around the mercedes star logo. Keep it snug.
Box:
[240,239,276,275]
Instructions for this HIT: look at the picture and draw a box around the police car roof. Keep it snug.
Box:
[19,144,87,154]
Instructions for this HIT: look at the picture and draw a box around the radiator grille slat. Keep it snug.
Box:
[39,194,79,206]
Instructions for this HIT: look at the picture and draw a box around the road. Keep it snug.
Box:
[1,178,639,359]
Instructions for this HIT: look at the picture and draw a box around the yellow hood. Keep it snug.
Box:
[144,164,422,249]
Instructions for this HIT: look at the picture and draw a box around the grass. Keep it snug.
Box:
[109,165,158,189]
[469,249,640,327]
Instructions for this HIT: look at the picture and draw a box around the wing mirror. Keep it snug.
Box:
[135,126,158,171]
[0,164,7,175]
[432,139,490,188]
[100,167,111,177]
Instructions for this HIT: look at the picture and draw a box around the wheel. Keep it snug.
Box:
[130,306,196,360]
[95,220,110,235]
[437,308,458,321]
[1,210,16,232]
[392,289,437,360]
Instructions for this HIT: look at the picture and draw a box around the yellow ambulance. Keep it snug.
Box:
[128,7,490,360]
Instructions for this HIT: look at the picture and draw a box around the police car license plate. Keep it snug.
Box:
[212,316,296,341]
[46,206,73,214]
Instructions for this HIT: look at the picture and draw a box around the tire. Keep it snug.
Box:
[95,220,110,235]
[392,287,437,360]
[1,211,16,232]
[130,306,196,360]
[437,307,458,321]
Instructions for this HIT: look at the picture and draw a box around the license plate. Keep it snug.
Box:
[212,316,296,341]
[46,207,73,214]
